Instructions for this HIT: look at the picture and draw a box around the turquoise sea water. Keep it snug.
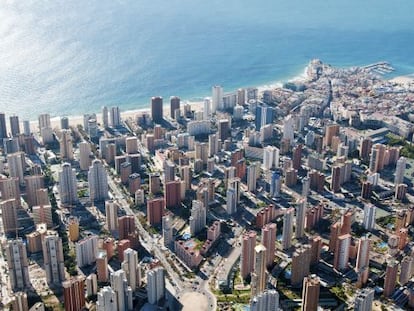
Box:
[0,0,414,119]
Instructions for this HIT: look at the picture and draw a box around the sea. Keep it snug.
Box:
[1,0,414,120]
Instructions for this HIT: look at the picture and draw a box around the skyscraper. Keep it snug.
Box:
[43,231,65,285]
[118,215,136,240]
[269,171,281,198]
[63,276,86,311]
[394,156,406,185]
[11,292,29,311]
[170,96,180,119]
[261,223,276,268]
[241,231,257,279]
[102,106,109,128]
[0,177,20,202]
[0,199,19,234]
[295,198,307,239]
[164,180,181,208]
[5,239,30,291]
[189,200,206,235]
[282,115,295,144]
[76,234,98,268]
[147,198,165,226]
[208,133,219,157]
[212,85,223,113]
[79,141,92,171]
[383,260,399,297]
[96,250,109,283]
[251,244,267,296]
[263,146,279,170]
[354,288,374,311]
[291,244,312,287]
[23,120,30,136]
[60,116,69,130]
[162,214,173,249]
[122,248,141,290]
[218,119,230,141]
[0,112,7,141]
[88,159,109,202]
[362,204,376,231]
[399,256,412,285]
[250,290,280,311]
[302,275,320,311]
[282,208,294,250]
[59,162,78,206]
[151,96,163,123]
[60,129,74,160]
[247,164,257,192]
[105,200,119,232]
[110,269,133,311]
[203,98,211,119]
[97,286,117,311]
[355,236,370,286]
[109,106,121,127]
[24,175,45,207]
[9,115,20,136]
[255,105,274,130]
[226,187,237,215]
[333,234,351,271]
[7,152,25,186]
[147,267,165,305]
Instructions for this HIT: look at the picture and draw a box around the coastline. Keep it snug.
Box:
[389,75,414,84]
[27,67,311,132]
[26,66,414,133]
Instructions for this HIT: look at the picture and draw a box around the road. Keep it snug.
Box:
[0,214,12,306]
[107,173,217,310]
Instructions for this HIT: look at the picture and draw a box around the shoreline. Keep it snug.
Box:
[28,74,304,131]
[26,65,414,133]
[389,75,414,84]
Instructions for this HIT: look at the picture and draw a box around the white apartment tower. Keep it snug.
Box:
[251,244,267,296]
[79,141,92,171]
[282,115,295,144]
[295,198,307,239]
[110,106,121,127]
[97,286,117,311]
[394,156,406,185]
[88,159,109,202]
[250,290,280,311]
[43,231,65,285]
[5,239,30,291]
[354,288,374,311]
[110,269,133,311]
[247,164,257,192]
[76,234,98,268]
[282,208,294,250]
[162,214,173,249]
[263,146,279,170]
[189,200,206,235]
[362,204,376,231]
[102,106,109,128]
[146,267,165,305]
[60,129,74,160]
[59,162,78,206]
[212,85,223,113]
[122,248,141,290]
[226,187,237,215]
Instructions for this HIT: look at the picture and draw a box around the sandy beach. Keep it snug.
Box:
[389,75,414,84]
